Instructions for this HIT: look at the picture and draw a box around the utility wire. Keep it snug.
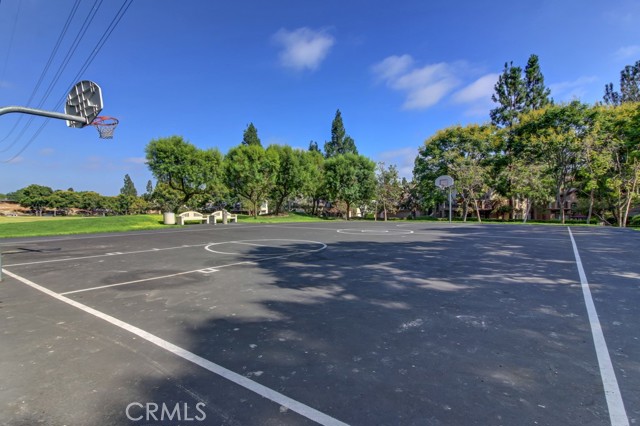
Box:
[0,0,99,149]
[2,0,134,163]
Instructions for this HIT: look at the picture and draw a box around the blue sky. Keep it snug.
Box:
[1,0,639,195]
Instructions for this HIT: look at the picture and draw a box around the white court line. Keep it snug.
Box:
[568,227,629,426]
[59,269,214,295]
[1,269,348,426]
[60,241,327,295]
[4,243,208,267]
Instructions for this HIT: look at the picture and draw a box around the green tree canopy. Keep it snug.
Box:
[17,184,53,215]
[375,162,403,221]
[267,145,307,215]
[145,135,223,212]
[324,109,358,157]
[242,122,262,146]
[301,149,326,215]
[324,153,376,219]
[604,60,640,105]
[224,144,278,218]
[120,174,138,197]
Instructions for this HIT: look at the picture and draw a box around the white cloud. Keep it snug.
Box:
[376,147,417,179]
[450,73,499,117]
[371,55,414,82]
[124,157,146,165]
[272,27,335,71]
[549,76,597,101]
[371,55,460,110]
[614,45,640,60]
[452,73,499,104]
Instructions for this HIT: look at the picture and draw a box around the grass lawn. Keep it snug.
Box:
[0,215,169,239]
[0,212,327,239]
[237,212,328,223]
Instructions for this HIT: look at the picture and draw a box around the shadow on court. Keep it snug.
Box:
[89,233,614,425]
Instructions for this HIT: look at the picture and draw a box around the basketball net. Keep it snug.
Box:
[90,116,119,139]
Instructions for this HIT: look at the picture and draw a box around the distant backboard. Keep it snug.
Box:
[435,175,454,189]
[65,80,103,128]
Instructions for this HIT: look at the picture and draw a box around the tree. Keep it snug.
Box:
[324,109,358,157]
[46,190,78,216]
[224,144,278,218]
[308,141,321,153]
[603,60,640,105]
[120,174,138,197]
[267,145,307,215]
[324,154,376,220]
[145,136,224,213]
[375,162,403,221]
[77,191,106,214]
[524,54,552,111]
[150,182,183,213]
[17,184,53,216]
[491,55,552,128]
[596,103,640,226]
[301,150,325,215]
[516,102,591,224]
[242,123,262,146]
[490,61,526,128]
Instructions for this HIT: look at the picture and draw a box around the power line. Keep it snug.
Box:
[0,0,99,148]
[1,0,134,163]
[0,0,82,144]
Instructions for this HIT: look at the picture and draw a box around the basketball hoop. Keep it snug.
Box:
[90,116,119,139]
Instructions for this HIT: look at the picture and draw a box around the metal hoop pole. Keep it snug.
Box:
[0,106,89,125]
[448,187,452,223]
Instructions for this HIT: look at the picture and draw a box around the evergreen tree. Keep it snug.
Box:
[324,109,358,157]
[524,54,552,111]
[308,140,321,152]
[120,174,138,197]
[491,55,551,128]
[146,180,153,195]
[490,62,526,128]
[242,122,262,146]
[603,60,640,105]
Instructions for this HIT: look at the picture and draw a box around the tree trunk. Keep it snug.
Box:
[474,199,482,223]
[346,202,350,220]
[523,198,532,223]
[622,173,638,228]
[253,200,259,219]
[586,188,594,225]
[383,201,387,221]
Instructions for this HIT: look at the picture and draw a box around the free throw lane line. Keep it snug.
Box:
[567,227,629,426]
[2,269,349,426]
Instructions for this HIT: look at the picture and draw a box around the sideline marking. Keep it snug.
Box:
[2,269,348,426]
[568,227,629,426]
[4,243,208,267]
[59,240,327,295]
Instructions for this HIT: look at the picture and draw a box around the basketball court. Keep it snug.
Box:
[0,222,638,425]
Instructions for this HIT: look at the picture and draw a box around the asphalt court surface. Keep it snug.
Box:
[0,222,638,425]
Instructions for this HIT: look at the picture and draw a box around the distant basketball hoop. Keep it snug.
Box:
[90,116,119,139]
[435,175,455,223]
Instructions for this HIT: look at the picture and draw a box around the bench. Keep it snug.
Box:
[176,211,209,225]
[209,210,238,224]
